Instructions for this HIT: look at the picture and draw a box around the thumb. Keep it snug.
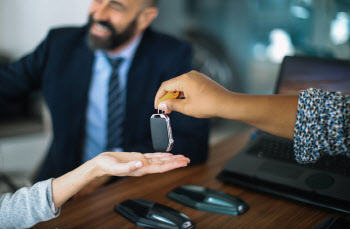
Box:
[159,99,185,114]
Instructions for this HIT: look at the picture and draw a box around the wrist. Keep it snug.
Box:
[214,91,237,118]
[83,159,101,180]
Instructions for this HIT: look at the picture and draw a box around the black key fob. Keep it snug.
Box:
[150,113,174,152]
[115,199,195,229]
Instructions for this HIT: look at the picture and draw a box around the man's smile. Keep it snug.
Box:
[91,22,112,37]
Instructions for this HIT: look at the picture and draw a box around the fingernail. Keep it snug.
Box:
[135,161,143,168]
[158,102,167,111]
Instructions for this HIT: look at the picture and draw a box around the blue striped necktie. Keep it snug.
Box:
[105,57,124,151]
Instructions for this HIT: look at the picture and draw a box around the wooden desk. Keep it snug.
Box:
[33,131,341,229]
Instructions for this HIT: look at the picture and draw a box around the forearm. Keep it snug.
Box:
[0,179,59,228]
[52,159,98,208]
[220,93,299,139]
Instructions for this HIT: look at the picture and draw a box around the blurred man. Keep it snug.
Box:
[0,0,209,190]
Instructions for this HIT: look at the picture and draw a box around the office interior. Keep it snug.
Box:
[0,0,349,193]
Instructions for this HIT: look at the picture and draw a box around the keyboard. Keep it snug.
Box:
[245,132,350,177]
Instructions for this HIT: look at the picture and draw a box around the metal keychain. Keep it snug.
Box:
[150,109,174,152]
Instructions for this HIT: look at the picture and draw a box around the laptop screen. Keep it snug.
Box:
[275,56,350,95]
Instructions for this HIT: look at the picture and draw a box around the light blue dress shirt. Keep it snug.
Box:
[83,35,142,162]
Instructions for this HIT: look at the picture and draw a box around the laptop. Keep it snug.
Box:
[217,55,350,213]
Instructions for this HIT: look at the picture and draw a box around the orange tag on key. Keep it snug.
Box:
[157,91,180,108]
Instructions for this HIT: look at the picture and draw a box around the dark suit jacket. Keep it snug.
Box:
[0,26,209,181]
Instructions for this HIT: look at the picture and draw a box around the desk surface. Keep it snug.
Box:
[33,131,342,229]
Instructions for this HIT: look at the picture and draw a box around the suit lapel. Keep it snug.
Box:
[124,29,154,144]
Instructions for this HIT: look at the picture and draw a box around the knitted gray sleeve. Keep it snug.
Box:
[0,178,61,229]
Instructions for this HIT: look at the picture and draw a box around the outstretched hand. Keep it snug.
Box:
[53,152,190,208]
[93,152,190,177]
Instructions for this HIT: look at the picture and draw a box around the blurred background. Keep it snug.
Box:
[1,0,349,192]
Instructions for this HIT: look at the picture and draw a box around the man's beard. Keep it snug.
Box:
[87,15,138,51]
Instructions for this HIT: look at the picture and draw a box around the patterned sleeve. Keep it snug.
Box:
[293,88,350,164]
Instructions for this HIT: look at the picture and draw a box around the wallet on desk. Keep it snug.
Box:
[314,216,350,229]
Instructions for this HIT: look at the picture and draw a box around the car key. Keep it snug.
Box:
[150,91,179,152]
[150,111,174,152]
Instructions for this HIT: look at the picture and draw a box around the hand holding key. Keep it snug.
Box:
[154,71,232,118]
[154,70,299,140]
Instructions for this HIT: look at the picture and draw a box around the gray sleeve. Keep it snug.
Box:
[0,178,61,229]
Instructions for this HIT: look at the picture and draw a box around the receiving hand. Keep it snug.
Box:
[92,152,190,177]
[154,70,231,118]
[53,152,190,208]
[73,152,189,199]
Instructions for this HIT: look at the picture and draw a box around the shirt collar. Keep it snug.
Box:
[95,34,143,61]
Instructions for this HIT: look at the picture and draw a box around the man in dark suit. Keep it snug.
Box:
[0,0,209,189]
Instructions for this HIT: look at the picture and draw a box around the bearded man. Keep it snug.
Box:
[0,0,209,193]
